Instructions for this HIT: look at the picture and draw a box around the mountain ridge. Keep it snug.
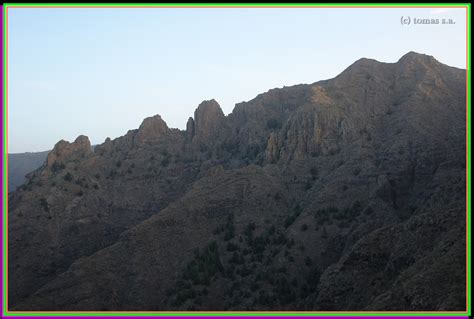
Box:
[22,51,461,155]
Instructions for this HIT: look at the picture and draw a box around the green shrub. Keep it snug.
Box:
[286,237,295,248]
[51,162,66,172]
[39,198,49,212]
[285,204,304,228]
[182,241,223,286]
[239,265,252,277]
[273,276,295,304]
[258,290,272,306]
[227,242,239,252]
[108,169,117,179]
[250,281,260,291]
[294,203,303,214]
[229,251,244,265]
[321,226,328,238]
[307,267,321,292]
[244,222,256,238]
[63,172,73,182]
[266,225,276,237]
[351,200,362,214]
[284,215,295,228]
[273,232,287,245]
[224,215,235,241]
[291,277,298,287]
[173,288,196,307]
[161,156,170,167]
[250,235,268,254]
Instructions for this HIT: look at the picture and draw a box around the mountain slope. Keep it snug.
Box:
[8,52,467,311]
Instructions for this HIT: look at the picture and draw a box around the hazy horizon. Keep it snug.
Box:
[7,7,467,153]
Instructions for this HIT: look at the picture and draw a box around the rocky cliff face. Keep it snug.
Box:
[193,99,225,141]
[135,115,170,145]
[8,52,467,311]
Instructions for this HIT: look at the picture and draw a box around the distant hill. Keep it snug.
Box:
[8,151,49,192]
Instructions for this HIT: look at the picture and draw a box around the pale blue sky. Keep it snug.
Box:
[7,7,467,153]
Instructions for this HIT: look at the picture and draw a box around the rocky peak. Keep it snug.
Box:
[396,52,442,76]
[193,99,225,142]
[135,114,169,145]
[336,52,440,84]
[333,57,386,86]
[96,137,113,154]
[46,135,92,168]
[348,57,381,69]
[397,51,437,65]
[74,135,92,150]
[186,117,195,140]
[395,52,447,91]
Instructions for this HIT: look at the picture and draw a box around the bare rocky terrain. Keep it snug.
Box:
[8,52,467,311]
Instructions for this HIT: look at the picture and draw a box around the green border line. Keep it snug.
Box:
[3,3,8,317]
[1,3,471,317]
[466,2,472,317]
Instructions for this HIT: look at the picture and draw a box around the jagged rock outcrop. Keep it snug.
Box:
[192,99,225,144]
[46,135,92,168]
[135,115,169,145]
[265,132,279,163]
[8,52,466,311]
[186,117,195,140]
